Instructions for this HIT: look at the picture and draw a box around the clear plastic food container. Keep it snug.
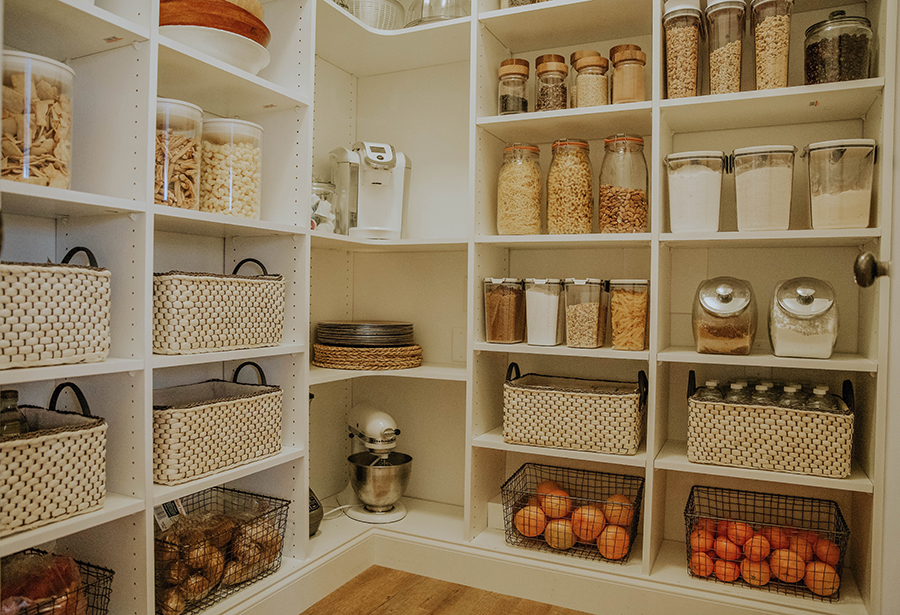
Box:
[156,98,203,210]
[497,143,541,235]
[564,278,607,348]
[751,0,793,89]
[733,145,796,231]
[609,279,648,351]
[706,0,746,95]
[200,118,263,219]
[804,10,872,85]
[525,279,564,346]
[692,276,757,355]
[312,180,340,233]
[804,139,875,230]
[1,51,74,189]
[484,278,525,343]
[405,0,469,27]
[769,276,838,359]
[664,0,703,99]
[665,151,726,233]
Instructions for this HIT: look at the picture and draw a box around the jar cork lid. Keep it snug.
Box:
[499,64,530,78]
[536,61,568,76]
[501,57,529,68]
[575,55,609,72]
[611,48,646,66]
[535,54,565,65]
[570,49,601,65]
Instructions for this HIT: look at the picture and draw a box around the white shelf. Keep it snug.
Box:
[476,233,652,249]
[660,229,882,248]
[478,0,652,53]
[0,492,145,557]
[654,441,874,494]
[1,181,146,218]
[475,342,650,361]
[473,426,648,468]
[198,556,306,615]
[153,206,306,238]
[310,232,468,252]
[309,363,468,385]
[3,0,148,62]
[152,447,306,506]
[477,102,653,144]
[657,347,878,373]
[314,0,470,77]
[660,79,885,133]
[157,38,309,118]
[151,345,306,370]
[0,358,144,386]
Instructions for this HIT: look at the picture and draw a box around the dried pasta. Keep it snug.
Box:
[610,288,647,350]
[497,157,541,234]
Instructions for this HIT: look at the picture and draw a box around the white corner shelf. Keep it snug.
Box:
[1,181,147,218]
[195,556,306,615]
[475,233,652,249]
[474,342,650,361]
[477,102,652,144]
[473,426,648,468]
[153,206,307,238]
[657,347,878,373]
[314,0,470,77]
[654,441,874,494]
[310,232,468,252]
[478,0,652,53]
[151,345,306,370]
[309,362,468,385]
[0,358,145,386]
[659,229,882,248]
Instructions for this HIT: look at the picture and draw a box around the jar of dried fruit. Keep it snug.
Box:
[664,0,703,99]
[497,143,541,235]
[547,139,592,234]
[200,118,263,219]
[1,51,74,189]
[535,60,568,112]
[599,134,648,233]
[750,0,793,90]
[705,0,746,95]
[156,98,203,210]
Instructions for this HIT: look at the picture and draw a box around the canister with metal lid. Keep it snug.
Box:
[484,278,525,343]
[564,278,607,348]
[768,277,838,359]
[525,278,565,346]
[804,138,875,230]
[692,276,757,355]
[804,10,872,85]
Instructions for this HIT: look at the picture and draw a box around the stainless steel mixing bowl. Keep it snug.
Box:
[348,451,412,512]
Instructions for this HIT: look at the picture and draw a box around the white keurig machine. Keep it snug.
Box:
[329,142,412,240]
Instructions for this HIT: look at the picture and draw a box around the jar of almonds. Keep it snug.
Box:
[200,118,263,219]
[599,134,648,233]
[156,98,202,210]
[547,139,592,234]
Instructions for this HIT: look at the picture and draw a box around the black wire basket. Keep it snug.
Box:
[501,462,644,564]
[684,485,850,602]
[154,486,292,615]
[1,548,115,615]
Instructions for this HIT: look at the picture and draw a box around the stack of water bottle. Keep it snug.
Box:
[693,379,848,414]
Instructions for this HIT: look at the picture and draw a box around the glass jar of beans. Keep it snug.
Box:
[200,118,263,219]
[599,134,648,233]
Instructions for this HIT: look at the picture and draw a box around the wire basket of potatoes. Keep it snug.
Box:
[154,487,291,615]
[501,462,644,564]
[684,485,850,602]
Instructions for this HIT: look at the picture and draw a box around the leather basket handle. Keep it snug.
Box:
[48,382,93,417]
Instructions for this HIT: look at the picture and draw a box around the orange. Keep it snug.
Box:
[597,525,630,560]
[571,505,606,542]
[716,519,730,537]
[544,518,577,550]
[789,534,815,563]
[814,538,841,567]
[526,496,539,507]
[690,529,716,553]
[602,494,634,527]
[714,559,740,583]
[796,529,820,545]
[514,505,547,538]
[694,518,717,534]
[742,535,771,562]
[536,480,561,505]
[757,526,790,550]
[769,548,805,583]
[714,536,741,561]
[726,521,754,546]
[804,561,840,597]
[541,488,572,519]
[690,551,715,577]
[741,559,771,586]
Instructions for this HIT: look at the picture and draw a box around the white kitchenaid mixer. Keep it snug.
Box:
[336,404,412,523]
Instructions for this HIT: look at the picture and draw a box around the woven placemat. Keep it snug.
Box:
[312,344,423,370]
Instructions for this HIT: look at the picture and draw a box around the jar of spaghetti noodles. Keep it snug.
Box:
[497,143,541,234]
[609,279,649,350]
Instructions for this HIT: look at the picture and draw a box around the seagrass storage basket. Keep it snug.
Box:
[684,485,850,601]
[152,362,282,485]
[0,246,110,370]
[1,548,116,615]
[0,383,106,537]
[503,363,647,455]
[154,487,291,615]
[686,371,854,478]
[502,463,644,563]
[152,258,284,355]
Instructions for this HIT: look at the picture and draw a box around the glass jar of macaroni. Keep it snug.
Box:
[200,118,263,219]
[547,139,592,234]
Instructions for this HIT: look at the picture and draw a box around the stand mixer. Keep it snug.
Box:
[337,404,412,523]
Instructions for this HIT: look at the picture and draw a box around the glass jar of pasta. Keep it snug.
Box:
[547,139,592,234]
[497,143,541,235]
[609,279,649,350]
[200,118,263,219]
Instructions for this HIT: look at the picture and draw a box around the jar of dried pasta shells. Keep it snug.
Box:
[609,279,649,351]
[156,98,203,210]
[547,138,592,234]
[497,143,541,235]
[200,118,263,219]
[1,51,74,189]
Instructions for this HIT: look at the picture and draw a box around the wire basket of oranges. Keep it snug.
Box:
[684,486,850,601]
[501,462,644,564]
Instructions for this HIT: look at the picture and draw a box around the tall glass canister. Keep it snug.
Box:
[599,134,649,233]
[751,0,793,89]
[706,0,746,95]
[497,143,542,235]
[547,139,592,234]
[156,98,203,210]
[664,0,703,99]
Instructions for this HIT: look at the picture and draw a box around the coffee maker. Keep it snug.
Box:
[329,142,412,240]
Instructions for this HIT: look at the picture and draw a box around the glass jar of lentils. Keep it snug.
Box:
[497,143,541,235]
[535,59,568,111]
[547,139,592,234]
[599,134,648,233]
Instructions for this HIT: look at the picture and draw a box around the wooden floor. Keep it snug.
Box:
[298,565,591,615]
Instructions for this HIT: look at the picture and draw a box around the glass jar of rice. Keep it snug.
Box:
[497,143,541,235]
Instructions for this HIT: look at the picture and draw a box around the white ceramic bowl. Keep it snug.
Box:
[161,24,270,75]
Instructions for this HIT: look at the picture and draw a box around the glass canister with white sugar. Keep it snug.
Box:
[769,277,838,359]
[200,118,263,219]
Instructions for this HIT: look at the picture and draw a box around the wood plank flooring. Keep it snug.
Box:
[298,565,592,615]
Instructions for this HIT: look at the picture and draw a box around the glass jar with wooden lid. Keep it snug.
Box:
[610,45,646,104]
[498,58,529,115]
[569,49,601,107]
[575,55,609,107]
[535,60,568,111]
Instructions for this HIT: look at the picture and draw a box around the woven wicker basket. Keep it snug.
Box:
[0,383,106,537]
[0,247,110,370]
[152,258,284,355]
[686,371,854,478]
[312,343,423,370]
[152,362,282,485]
[503,363,647,455]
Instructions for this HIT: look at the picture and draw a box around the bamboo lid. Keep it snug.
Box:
[499,64,530,77]
[535,54,565,65]
[536,61,568,75]
[575,55,609,71]
[570,49,601,65]
[612,49,646,65]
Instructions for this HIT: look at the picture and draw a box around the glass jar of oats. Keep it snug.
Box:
[156,98,203,210]
[750,0,793,90]
[609,279,649,351]
[200,118,263,219]
[706,0,746,95]
[599,134,648,233]
[547,139,592,234]
[497,143,541,235]
[663,0,703,99]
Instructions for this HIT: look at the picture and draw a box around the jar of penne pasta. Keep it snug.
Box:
[609,279,649,351]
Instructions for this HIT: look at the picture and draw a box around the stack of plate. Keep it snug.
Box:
[313,321,422,370]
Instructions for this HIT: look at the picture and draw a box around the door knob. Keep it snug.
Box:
[854,252,889,288]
